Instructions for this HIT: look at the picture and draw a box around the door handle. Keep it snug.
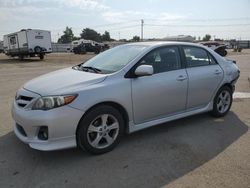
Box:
[214,69,222,75]
[176,75,187,81]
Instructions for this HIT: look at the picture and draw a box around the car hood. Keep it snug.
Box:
[23,68,107,96]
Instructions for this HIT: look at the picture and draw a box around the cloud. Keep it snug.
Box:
[0,0,184,23]
[0,0,109,25]
[0,0,43,7]
[0,0,187,40]
[60,0,109,11]
[0,0,110,11]
[0,6,55,24]
[102,10,185,23]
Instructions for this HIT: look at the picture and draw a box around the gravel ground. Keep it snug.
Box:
[0,50,249,188]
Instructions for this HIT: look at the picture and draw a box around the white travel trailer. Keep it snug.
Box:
[3,29,52,60]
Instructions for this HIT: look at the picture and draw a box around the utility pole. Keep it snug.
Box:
[57,32,59,53]
[141,19,144,41]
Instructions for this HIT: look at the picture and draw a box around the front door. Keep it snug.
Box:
[131,46,188,124]
[8,35,19,53]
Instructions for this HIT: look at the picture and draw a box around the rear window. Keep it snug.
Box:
[9,36,16,45]
[183,47,210,67]
[35,36,44,39]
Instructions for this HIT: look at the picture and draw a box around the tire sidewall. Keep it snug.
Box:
[77,105,124,154]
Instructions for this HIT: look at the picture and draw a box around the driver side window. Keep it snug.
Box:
[139,46,181,74]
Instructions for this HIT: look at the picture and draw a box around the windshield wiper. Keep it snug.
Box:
[80,66,102,73]
[72,65,80,70]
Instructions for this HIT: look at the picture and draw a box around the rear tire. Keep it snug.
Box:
[223,50,227,56]
[210,86,232,117]
[39,54,44,60]
[76,105,124,154]
[94,48,100,54]
[34,46,42,53]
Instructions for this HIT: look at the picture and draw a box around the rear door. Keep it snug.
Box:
[8,35,19,52]
[26,30,52,52]
[182,46,223,109]
[131,46,188,124]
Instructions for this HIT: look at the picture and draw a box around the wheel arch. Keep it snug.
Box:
[75,101,130,136]
[220,83,233,92]
[213,82,233,102]
[210,82,233,117]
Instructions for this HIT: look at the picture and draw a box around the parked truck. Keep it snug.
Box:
[3,29,52,60]
[72,39,109,54]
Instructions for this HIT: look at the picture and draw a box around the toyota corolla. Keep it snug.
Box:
[12,42,240,154]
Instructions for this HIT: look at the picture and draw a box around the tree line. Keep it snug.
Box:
[58,26,212,43]
[58,26,141,43]
[57,27,113,43]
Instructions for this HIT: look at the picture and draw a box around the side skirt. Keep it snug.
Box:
[128,102,213,133]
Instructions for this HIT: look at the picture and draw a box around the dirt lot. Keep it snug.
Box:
[0,50,249,188]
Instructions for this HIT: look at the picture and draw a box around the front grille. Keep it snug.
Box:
[16,123,27,137]
[16,95,34,108]
[19,95,33,101]
[18,103,26,107]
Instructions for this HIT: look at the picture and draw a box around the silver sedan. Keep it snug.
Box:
[12,42,240,154]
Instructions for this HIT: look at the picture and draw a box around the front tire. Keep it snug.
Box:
[39,54,44,60]
[211,86,232,117]
[76,105,124,154]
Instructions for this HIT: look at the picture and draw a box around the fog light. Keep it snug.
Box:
[38,126,48,140]
[16,123,27,137]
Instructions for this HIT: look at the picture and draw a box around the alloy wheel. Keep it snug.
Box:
[216,90,231,114]
[87,114,119,149]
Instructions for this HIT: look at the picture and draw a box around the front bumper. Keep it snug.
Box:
[12,98,84,151]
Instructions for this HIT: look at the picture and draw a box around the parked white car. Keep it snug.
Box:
[12,42,240,154]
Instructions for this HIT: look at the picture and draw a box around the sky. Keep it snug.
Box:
[0,0,250,41]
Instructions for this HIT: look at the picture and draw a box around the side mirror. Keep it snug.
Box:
[134,65,153,77]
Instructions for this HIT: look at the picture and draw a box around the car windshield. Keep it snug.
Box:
[80,45,147,74]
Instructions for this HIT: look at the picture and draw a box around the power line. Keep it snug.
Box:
[145,23,250,27]
[88,20,139,28]
[1,18,250,40]
[0,18,249,33]
[100,24,140,31]
[145,17,250,22]
[0,20,140,33]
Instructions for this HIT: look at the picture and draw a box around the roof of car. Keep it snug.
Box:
[121,41,225,66]
[125,41,204,48]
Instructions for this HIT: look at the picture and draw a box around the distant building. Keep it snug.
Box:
[162,35,195,42]
[51,43,72,53]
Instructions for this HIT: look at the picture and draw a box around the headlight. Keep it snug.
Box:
[31,95,77,110]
